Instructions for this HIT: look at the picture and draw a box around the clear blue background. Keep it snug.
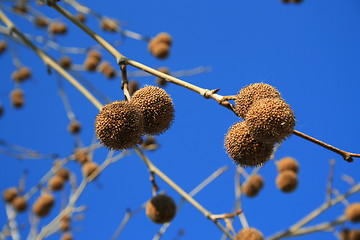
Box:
[1,0,360,239]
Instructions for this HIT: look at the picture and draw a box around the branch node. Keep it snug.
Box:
[117,57,128,66]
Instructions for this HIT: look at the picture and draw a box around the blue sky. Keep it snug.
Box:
[1,0,360,239]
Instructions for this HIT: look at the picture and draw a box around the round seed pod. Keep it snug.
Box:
[74,148,90,164]
[224,121,274,167]
[3,187,18,203]
[13,4,27,14]
[242,174,264,197]
[48,175,65,191]
[100,18,119,32]
[59,56,72,69]
[146,194,176,224]
[276,170,298,193]
[128,80,139,95]
[99,61,116,79]
[76,13,86,22]
[82,161,99,179]
[34,17,48,28]
[12,196,27,212]
[156,67,170,87]
[68,120,81,134]
[32,193,55,217]
[349,230,360,240]
[131,86,174,135]
[0,40,7,54]
[341,229,350,240]
[60,216,71,231]
[56,168,70,181]
[61,233,73,240]
[150,42,170,59]
[277,156,299,173]
[87,50,102,61]
[49,22,68,35]
[95,101,144,150]
[12,67,31,83]
[84,57,99,71]
[345,203,360,223]
[235,227,264,240]
[154,32,173,46]
[10,89,24,108]
[245,98,295,144]
[235,83,282,119]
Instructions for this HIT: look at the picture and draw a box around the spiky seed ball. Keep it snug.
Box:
[276,170,298,193]
[74,148,90,164]
[235,227,264,240]
[150,42,170,59]
[34,17,48,28]
[68,120,81,134]
[277,156,299,173]
[95,101,144,149]
[82,162,99,179]
[0,40,7,54]
[3,187,18,203]
[12,196,27,212]
[56,168,70,181]
[10,89,24,108]
[100,18,119,32]
[224,121,274,167]
[131,86,174,135]
[59,56,72,69]
[242,174,264,197]
[76,13,86,22]
[32,193,55,217]
[245,98,295,144]
[345,203,360,223]
[61,233,73,240]
[128,80,139,95]
[99,61,116,79]
[49,22,67,35]
[235,83,282,119]
[146,194,176,224]
[48,175,65,191]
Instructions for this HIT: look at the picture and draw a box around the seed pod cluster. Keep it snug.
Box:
[0,40,8,54]
[345,203,360,223]
[13,4,27,14]
[49,22,68,35]
[242,174,264,197]
[146,194,176,224]
[10,89,24,108]
[68,120,81,134]
[100,18,119,32]
[275,156,299,193]
[3,187,27,212]
[148,32,172,59]
[84,50,102,71]
[99,61,116,79]
[235,227,264,240]
[225,83,295,167]
[12,67,32,83]
[95,86,174,150]
[32,193,55,217]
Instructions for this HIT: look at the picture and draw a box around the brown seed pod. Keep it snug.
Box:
[82,162,99,179]
[56,168,70,181]
[87,50,102,61]
[149,42,170,59]
[48,175,65,191]
[100,18,119,32]
[130,86,174,135]
[349,230,360,240]
[345,203,360,223]
[74,148,90,164]
[277,156,299,173]
[276,170,298,193]
[3,187,18,203]
[60,215,71,231]
[61,233,73,240]
[245,98,295,144]
[49,22,68,35]
[128,80,139,95]
[99,61,116,79]
[84,57,99,71]
[95,101,144,150]
[12,196,27,212]
[152,32,173,46]
[235,227,264,240]
[32,193,55,217]
[34,17,48,28]
[59,56,72,69]
[0,40,8,54]
[13,4,28,14]
[242,174,264,197]
[146,194,176,224]
[235,83,282,119]
[155,67,170,87]
[10,89,24,108]
[12,67,31,83]
[224,121,274,167]
[76,13,86,22]
[68,120,81,134]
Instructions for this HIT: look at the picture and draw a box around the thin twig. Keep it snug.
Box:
[326,159,335,203]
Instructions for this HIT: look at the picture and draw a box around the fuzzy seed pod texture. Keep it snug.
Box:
[3,187,18,203]
[276,170,298,193]
[242,174,264,197]
[12,196,27,212]
[146,194,176,224]
[345,203,360,223]
[235,227,264,240]
[32,193,55,217]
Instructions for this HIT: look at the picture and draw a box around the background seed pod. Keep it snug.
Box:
[154,32,172,46]
[277,156,299,173]
[82,161,99,179]
[68,120,81,134]
[49,22,68,35]
[74,148,90,164]
[3,187,18,203]
[224,121,274,167]
[345,203,360,223]
[276,170,298,193]
[76,13,86,22]
[150,42,170,59]
[10,89,24,108]
[235,83,282,119]
[235,227,264,240]
[59,56,72,69]
[60,215,71,231]
[100,18,119,32]
[245,98,295,144]
[84,57,99,71]
[12,67,31,83]
[34,17,48,28]
[155,67,170,87]
[128,80,139,95]
[349,230,360,240]
[130,86,174,135]
[95,101,144,150]
[32,193,55,217]
[146,194,176,224]
[56,168,70,181]
[12,4,27,14]
[99,61,116,79]
[12,196,27,212]
[0,40,7,54]
[48,175,65,191]
[61,233,73,240]
[242,174,264,197]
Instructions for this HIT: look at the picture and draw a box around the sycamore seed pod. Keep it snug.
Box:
[13,4,27,14]
[74,148,90,164]
[154,32,173,46]
[34,17,48,28]
[49,22,68,35]
[95,101,144,150]
[242,174,264,197]
[224,121,274,167]
[12,67,31,83]
[59,56,72,69]
[48,175,65,191]
[345,203,360,223]
[128,80,139,95]
[61,233,73,240]
[88,50,102,61]
[277,156,299,173]
[60,215,71,231]
[56,168,70,181]
[235,83,282,119]
[235,227,264,240]
[12,196,27,212]
[0,40,8,54]
[10,89,24,108]
[130,86,174,135]
[76,13,86,22]
[245,98,295,144]
[100,18,119,32]
[68,120,81,134]
[3,187,18,203]
[82,162,99,179]
[276,170,298,193]
[146,194,176,224]
[148,32,172,59]
[84,57,99,71]
[156,67,170,87]
[99,61,116,79]
[32,193,55,217]
[349,230,360,240]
